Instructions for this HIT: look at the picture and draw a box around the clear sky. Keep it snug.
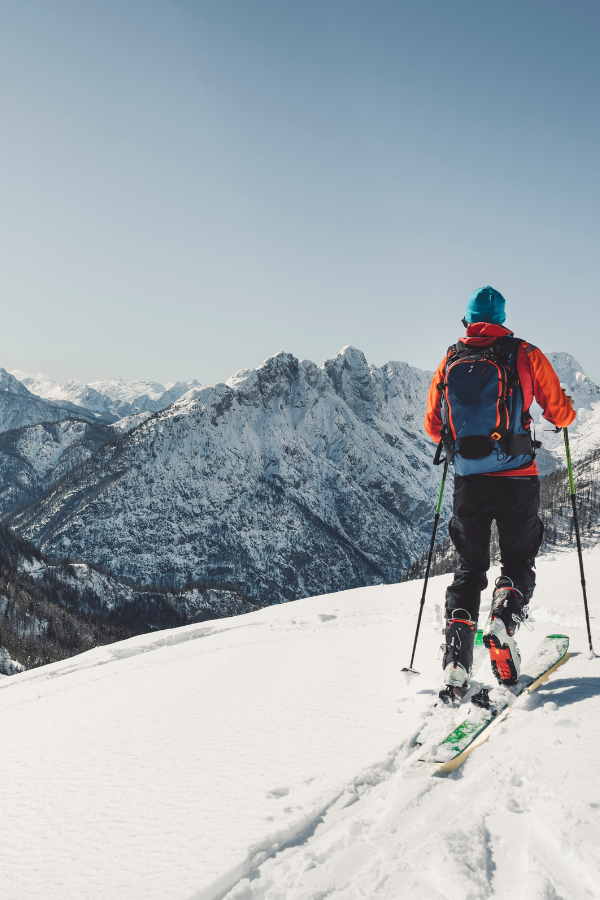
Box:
[1,0,599,386]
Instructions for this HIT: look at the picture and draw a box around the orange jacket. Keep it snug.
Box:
[424,323,576,445]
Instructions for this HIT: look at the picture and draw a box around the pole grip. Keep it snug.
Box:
[563,427,575,495]
[435,458,449,515]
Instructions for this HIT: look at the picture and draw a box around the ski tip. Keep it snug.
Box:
[401,667,420,684]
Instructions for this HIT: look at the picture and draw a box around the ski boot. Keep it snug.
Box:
[439,609,476,704]
[483,577,528,686]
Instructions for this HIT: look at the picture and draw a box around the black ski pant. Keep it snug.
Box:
[445,474,543,623]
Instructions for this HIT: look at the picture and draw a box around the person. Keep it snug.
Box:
[424,286,575,698]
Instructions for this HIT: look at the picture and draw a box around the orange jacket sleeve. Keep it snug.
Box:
[523,344,576,428]
[424,355,448,442]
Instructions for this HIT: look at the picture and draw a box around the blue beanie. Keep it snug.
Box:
[465,286,506,324]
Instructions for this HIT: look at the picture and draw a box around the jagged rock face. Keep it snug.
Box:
[9,347,442,605]
[0,368,34,397]
[0,419,113,517]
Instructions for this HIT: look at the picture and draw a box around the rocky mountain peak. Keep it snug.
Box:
[322,346,376,421]
[0,368,34,397]
[545,352,600,409]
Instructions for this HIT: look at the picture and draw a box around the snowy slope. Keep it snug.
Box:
[109,409,155,434]
[0,368,101,433]
[89,376,202,417]
[0,367,34,397]
[0,418,112,516]
[8,347,440,602]
[1,547,599,899]
[547,351,600,408]
[11,371,117,417]
[13,370,202,420]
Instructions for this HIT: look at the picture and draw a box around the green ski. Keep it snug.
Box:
[414,629,486,747]
[419,634,570,773]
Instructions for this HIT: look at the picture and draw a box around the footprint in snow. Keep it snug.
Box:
[318,614,337,622]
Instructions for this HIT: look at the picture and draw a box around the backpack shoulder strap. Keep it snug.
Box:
[447,341,468,360]
[494,336,523,378]
[498,335,523,352]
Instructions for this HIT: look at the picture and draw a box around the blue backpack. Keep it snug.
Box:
[438,335,538,476]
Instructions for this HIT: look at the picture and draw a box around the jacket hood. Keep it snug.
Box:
[459,322,514,348]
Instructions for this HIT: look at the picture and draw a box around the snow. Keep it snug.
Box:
[0,418,112,517]
[0,367,35,397]
[9,348,441,600]
[0,644,22,675]
[548,352,600,408]
[12,373,114,414]
[2,548,600,898]
[89,376,169,402]
[110,409,154,434]
[9,348,444,600]
[87,377,202,412]
[9,370,202,421]
[17,555,47,578]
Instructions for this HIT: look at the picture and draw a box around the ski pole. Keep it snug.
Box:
[563,427,594,655]
[402,455,449,678]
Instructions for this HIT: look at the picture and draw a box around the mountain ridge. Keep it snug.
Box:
[5,346,600,609]
[12,369,202,421]
[7,347,440,603]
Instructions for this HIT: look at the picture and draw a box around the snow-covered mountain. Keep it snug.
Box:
[0,367,34,397]
[0,411,163,519]
[1,548,598,899]
[0,520,260,673]
[12,370,201,420]
[0,371,203,514]
[6,347,600,609]
[11,371,117,418]
[88,376,202,417]
[8,347,441,603]
[547,351,600,407]
[0,419,113,517]
[0,367,102,433]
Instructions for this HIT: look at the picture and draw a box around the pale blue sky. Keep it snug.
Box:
[1,1,599,385]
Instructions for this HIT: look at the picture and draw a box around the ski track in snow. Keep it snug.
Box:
[1,550,600,899]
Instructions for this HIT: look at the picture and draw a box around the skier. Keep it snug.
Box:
[424,286,575,697]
